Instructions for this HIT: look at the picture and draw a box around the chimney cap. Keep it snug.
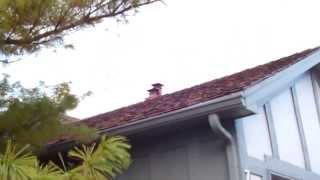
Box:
[152,83,163,87]
[146,83,163,100]
[152,83,163,89]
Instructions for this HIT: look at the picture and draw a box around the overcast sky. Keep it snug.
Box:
[1,0,320,118]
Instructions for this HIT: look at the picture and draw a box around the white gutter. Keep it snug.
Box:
[99,91,246,134]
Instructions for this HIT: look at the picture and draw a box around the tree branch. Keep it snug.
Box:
[4,0,160,46]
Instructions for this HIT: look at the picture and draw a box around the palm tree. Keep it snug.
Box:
[29,162,64,180]
[0,140,64,180]
[0,140,37,180]
[68,135,131,180]
[0,136,131,180]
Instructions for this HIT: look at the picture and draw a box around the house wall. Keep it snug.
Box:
[236,70,320,180]
[117,123,229,180]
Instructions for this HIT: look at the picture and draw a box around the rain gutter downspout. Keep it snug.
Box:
[209,113,240,180]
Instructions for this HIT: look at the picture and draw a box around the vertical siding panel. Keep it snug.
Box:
[116,126,229,180]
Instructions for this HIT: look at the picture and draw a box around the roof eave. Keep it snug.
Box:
[42,91,249,154]
[99,91,252,135]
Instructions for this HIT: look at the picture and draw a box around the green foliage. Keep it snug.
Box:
[0,136,131,180]
[0,75,97,151]
[0,140,35,179]
[0,0,160,58]
[0,77,132,179]
[68,135,131,180]
[30,162,64,180]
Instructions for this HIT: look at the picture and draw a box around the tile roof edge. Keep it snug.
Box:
[97,91,244,133]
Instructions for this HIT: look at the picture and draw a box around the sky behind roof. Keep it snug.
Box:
[1,0,320,118]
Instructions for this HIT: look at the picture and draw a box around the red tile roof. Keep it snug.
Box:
[82,47,319,130]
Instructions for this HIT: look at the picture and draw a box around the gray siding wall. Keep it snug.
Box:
[117,124,229,180]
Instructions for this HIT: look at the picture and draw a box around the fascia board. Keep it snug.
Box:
[242,49,320,108]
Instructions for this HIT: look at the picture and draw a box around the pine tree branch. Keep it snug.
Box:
[4,0,160,47]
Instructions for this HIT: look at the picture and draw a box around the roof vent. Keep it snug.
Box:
[147,83,163,100]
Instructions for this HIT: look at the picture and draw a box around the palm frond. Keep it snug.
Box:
[0,140,36,180]
[68,135,131,180]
